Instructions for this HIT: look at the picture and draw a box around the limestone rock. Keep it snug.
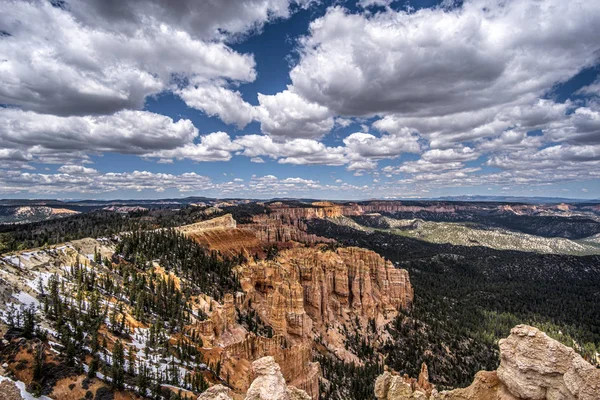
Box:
[438,371,518,400]
[497,324,600,400]
[197,384,234,400]
[374,371,427,400]
[245,356,290,400]
[238,246,413,339]
[417,363,433,394]
[247,214,335,246]
[219,334,319,398]
[244,356,311,400]
[375,325,600,400]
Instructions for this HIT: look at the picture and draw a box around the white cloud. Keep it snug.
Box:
[57,165,99,175]
[575,79,600,97]
[256,89,334,139]
[343,130,420,159]
[0,109,199,163]
[146,132,242,162]
[177,83,256,128]
[0,169,214,194]
[290,2,600,118]
[357,0,394,8]
[234,135,346,165]
[68,0,313,42]
[421,147,479,164]
[0,1,256,116]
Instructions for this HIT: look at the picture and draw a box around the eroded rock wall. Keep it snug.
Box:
[237,246,413,341]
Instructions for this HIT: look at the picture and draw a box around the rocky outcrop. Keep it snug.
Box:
[497,325,600,400]
[374,325,600,400]
[197,385,235,400]
[244,357,312,400]
[195,357,312,400]
[237,246,413,340]
[179,214,237,232]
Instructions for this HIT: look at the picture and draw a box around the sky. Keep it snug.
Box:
[0,0,599,200]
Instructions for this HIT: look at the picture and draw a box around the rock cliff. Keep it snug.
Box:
[237,246,413,335]
[235,246,413,364]
[246,214,335,246]
[497,325,600,400]
[374,325,600,400]
[179,214,263,256]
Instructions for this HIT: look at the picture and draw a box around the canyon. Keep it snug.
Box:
[0,201,599,399]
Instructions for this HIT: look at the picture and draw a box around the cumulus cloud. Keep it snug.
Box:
[2,0,599,196]
[177,83,256,128]
[146,132,242,162]
[0,169,214,194]
[291,2,600,117]
[575,79,600,97]
[67,0,314,42]
[0,167,371,198]
[343,130,420,159]
[357,0,394,8]
[234,135,346,165]
[0,109,200,163]
[421,147,479,164]
[255,90,334,139]
[543,102,600,145]
[57,165,99,175]
[0,0,256,116]
[373,99,571,149]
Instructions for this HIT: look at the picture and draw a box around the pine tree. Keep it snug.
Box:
[111,340,125,390]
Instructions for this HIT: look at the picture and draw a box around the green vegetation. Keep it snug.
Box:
[0,206,226,254]
[116,228,242,299]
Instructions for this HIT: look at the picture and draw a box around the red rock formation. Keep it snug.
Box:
[245,214,335,246]
[237,246,413,338]
[178,214,264,257]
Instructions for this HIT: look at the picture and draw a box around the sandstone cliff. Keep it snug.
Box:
[178,214,263,256]
[218,333,320,398]
[237,246,413,334]
[236,246,413,363]
[374,325,600,400]
[246,214,335,246]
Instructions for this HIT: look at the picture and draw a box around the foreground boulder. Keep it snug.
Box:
[375,325,600,400]
[497,325,600,400]
[197,357,311,400]
[245,356,311,400]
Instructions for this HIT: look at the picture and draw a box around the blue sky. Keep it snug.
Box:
[1,0,599,199]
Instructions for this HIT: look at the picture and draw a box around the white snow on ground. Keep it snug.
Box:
[26,272,54,293]
[0,376,52,400]
[13,291,40,308]
[2,256,20,266]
